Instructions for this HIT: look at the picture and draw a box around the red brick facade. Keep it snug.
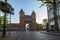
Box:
[7,9,43,31]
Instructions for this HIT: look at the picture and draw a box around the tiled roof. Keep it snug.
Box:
[24,15,31,19]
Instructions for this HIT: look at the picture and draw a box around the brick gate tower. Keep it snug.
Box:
[19,9,37,31]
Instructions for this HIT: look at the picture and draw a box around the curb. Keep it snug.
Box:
[40,32,60,36]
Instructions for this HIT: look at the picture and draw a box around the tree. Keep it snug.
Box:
[42,19,48,30]
[0,15,8,25]
[0,0,14,38]
[43,19,48,26]
[38,0,59,31]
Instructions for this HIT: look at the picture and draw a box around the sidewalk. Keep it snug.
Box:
[0,31,19,40]
[40,31,60,36]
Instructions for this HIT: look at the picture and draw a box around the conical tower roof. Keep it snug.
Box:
[32,10,36,15]
[19,9,24,14]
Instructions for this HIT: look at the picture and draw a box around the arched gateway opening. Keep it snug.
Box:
[25,24,31,31]
[19,9,37,31]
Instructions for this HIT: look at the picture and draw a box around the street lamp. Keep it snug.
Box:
[2,0,7,38]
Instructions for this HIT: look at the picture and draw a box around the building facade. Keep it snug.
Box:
[47,0,60,30]
[19,9,37,31]
[6,9,43,31]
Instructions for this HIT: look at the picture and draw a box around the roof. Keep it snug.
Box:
[32,10,35,14]
[24,15,31,19]
[19,9,24,13]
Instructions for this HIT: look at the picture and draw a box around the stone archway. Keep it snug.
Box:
[19,9,37,31]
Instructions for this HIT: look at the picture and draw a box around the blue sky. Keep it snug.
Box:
[1,0,48,24]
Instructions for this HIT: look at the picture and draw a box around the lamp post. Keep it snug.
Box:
[9,12,11,36]
[2,0,7,38]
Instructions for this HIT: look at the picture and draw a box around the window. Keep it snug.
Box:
[50,13,54,19]
[50,20,55,25]
[58,19,60,30]
[57,7,60,16]
[0,0,3,1]
[49,9,54,19]
[56,0,60,3]
[48,5,53,10]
